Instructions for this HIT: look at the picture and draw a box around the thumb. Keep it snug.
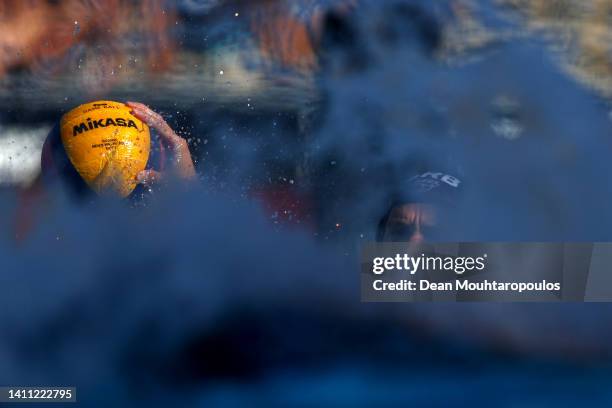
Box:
[136,169,164,186]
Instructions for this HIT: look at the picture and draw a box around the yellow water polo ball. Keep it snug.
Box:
[60,100,150,197]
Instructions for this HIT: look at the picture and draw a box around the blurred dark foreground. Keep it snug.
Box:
[2,0,612,406]
[3,184,612,407]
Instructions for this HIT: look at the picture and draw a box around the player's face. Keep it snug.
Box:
[381,203,437,243]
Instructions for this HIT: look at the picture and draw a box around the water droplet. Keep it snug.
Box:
[491,119,523,140]
[491,95,523,140]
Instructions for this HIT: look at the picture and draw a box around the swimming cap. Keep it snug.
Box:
[402,171,462,206]
[59,101,150,197]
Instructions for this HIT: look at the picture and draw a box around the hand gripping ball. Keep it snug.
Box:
[60,101,150,197]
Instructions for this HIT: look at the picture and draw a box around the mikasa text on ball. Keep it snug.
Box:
[60,100,150,197]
